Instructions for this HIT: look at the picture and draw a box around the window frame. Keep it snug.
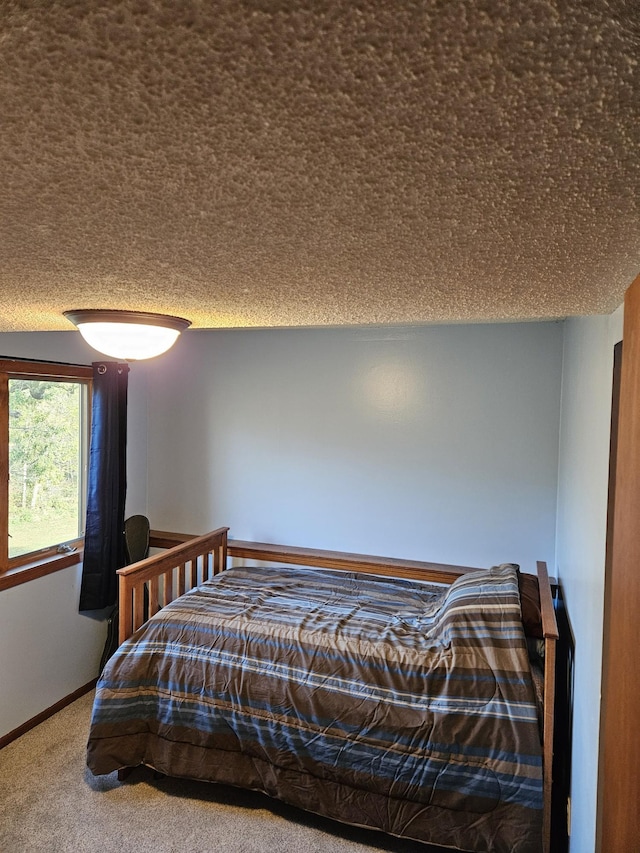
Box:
[0,358,92,586]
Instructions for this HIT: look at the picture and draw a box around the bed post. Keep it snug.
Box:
[537,560,558,853]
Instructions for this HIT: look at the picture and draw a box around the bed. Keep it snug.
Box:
[86,527,557,853]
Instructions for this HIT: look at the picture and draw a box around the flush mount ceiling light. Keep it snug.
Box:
[63,309,192,361]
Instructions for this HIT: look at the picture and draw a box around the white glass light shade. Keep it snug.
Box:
[64,310,191,360]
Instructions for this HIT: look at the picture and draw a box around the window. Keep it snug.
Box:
[0,359,92,571]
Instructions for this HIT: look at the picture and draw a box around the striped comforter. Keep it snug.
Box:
[87,564,543,853]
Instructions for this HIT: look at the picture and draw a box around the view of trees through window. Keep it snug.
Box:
[8,378,86,558]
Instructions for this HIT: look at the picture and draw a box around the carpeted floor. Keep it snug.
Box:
[0,691,445,853]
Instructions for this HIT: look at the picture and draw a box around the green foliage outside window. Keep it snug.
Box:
[9,379,85,558]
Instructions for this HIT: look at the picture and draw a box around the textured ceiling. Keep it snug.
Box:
[1,0,639,332]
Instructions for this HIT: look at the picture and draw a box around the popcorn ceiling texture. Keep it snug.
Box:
[0,0,638,331]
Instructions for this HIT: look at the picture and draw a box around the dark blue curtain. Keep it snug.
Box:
[79,361,129,611]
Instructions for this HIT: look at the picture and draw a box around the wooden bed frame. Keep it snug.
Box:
[116,526,558,853]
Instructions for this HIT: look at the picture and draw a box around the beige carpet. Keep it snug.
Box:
[0,691,445,853]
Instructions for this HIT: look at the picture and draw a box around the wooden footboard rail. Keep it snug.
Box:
[116,527,228,644]
[227,539,481,583]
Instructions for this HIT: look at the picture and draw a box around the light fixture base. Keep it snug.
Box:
[64,309,192,361]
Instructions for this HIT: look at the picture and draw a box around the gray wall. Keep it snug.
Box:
[143,321,563,570]
[556,307,623,853]
[0,312,622,853]
[12,315,621,853]
[0,333,105,737]
[0,331,147,738]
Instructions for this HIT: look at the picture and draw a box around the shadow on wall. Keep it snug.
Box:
[552,585,574,853]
